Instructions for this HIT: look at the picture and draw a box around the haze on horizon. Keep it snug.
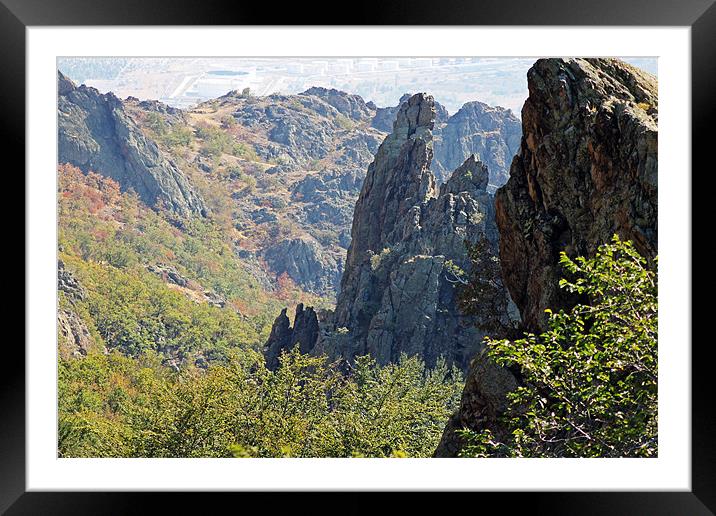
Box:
[58,57,658,116]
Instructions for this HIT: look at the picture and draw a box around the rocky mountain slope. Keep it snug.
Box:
[435,58,658,456]
[264,93,518,370]
[58,70,524,300]
[433,101,521,189]
[58,71,206,217]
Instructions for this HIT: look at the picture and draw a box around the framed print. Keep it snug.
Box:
[6,0,713,512]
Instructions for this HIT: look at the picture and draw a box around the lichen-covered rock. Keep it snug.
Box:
[495,58,658,331]
[436,58,659,456]
[58,71,206,217]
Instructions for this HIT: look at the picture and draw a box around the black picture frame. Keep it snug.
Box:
[5,0,712,513]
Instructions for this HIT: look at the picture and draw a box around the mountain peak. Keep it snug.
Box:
[391,92,435,140]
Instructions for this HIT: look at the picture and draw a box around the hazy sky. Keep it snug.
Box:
[58,57,658,116]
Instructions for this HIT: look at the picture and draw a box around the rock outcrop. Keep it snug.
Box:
[373,94,520,188]
[433,101,522,189]
[495,58,658,331]
[301,87,374,121]
[58,259,86,301]
[231,91,384,168]
[57,260,100,359]
[371,93,413,132]
[435,58,659,456]
[264,93,516,370]
[263,236,342,294]
[58,71,206,217]
[264,303,320,370]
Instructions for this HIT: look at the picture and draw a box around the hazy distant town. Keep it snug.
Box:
[57,57,657,116]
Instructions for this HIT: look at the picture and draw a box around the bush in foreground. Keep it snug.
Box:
[459,236,658,458]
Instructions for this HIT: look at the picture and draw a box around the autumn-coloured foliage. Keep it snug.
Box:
[58,163,121,217]
[57,164,324,357]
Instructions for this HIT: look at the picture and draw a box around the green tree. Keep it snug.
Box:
[58,346,463,458]
[459,236,658,458]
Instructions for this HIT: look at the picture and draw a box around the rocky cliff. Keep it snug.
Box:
[264,93,517,370]
[58,72,206,217]
[435,58,658,456]
[57,260,101,359]
[495,58,658,331]
[372,94,520,188]
[433,101,522,189]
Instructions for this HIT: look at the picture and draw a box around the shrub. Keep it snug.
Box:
[458,236,658,458]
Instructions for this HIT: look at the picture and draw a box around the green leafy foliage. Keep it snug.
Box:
[145,112,193,148]
[458,236,657,458]
[196,122,256,159]
[58,348,463,458]
[58,164,319,356]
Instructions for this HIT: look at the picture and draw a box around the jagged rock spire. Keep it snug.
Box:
[264,93,516,371]
[340,93,438,274]
[263,303,319,370]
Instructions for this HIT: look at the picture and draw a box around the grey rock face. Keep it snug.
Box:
[58,259,86,301]
[495,58,658,331]
[266,93,514,371]
[301,87,374,121]
[372,93,521,189]
[263,236,343,294]
[433,101,522,189]
[135,98,184,117]
[58,309,96,358]
[57,260,101,358]
[371,93,449,134]
[58,71,206,217]
[264,303,320,370]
